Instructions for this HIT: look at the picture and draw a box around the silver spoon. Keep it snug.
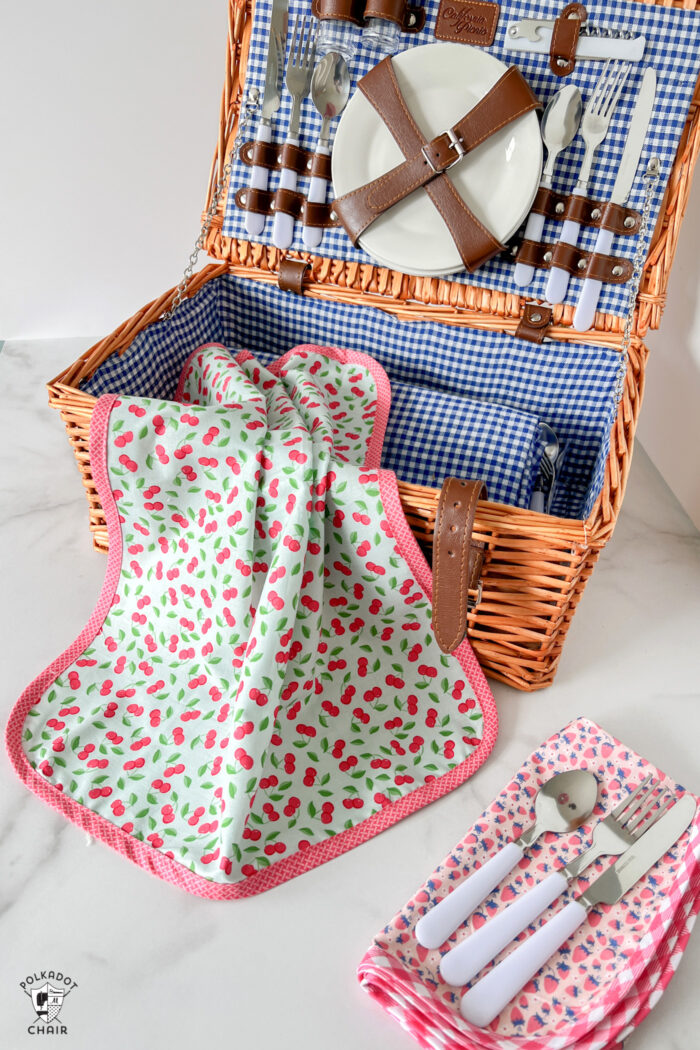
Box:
[415,769,598,950]
[302,52,351,250]
[514,84,583,287]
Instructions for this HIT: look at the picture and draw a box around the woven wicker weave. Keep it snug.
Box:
[47,0,698,690]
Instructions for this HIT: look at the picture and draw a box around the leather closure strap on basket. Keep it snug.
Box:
[432,478,487,654]
[529,186,641,234]
[278,257,311,294]
[515,303,553,343]
[515,239,633,282]
[239,140,333,182]
[549,2,587,77]
[333,59,540,272]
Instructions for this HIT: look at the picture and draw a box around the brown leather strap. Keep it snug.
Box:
[311,0,365,23]
[272,187,306,219]
[364,0,426,31]
[239,141,334,182]
[278,258,311,295]
[529,187,641,234]
[235,187,338,227]
[549,2,587,77]
[301,200,339,227]
[240,139,280,169]
[432,478,486,653]
[515,303,553,343]
[333,59,539,272]
[515,239,633,283]
[549,242,633,282]
[309,152,333,181]
[235,186,275,216]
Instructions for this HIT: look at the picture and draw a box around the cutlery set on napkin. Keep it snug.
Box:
[358,718,700,1048]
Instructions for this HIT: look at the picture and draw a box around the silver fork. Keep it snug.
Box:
[440,774,673,986]
[272,13,317,249]
[546,61,631,304]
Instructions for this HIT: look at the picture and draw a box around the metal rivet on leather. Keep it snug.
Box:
[624,216,635,228]
[591,207,601,220]
[555,202,565,214]
[612,265,624,276]
[577,258,587,270]
[530,311,542,322]
[544,251,552,263]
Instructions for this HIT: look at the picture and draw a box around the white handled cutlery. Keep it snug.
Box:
[460,792,697,1028]
[546,61,631,304]
[440,772,670,986]
[514,85,582,288]
[573,67,657,330]
[415,771,597,950]
[272,14,317,250]
[302,51,350,250]
[244,0,287,238]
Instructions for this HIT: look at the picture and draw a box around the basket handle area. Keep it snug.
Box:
[431,478,487,653]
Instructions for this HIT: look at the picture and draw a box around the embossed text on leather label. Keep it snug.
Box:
[434,0,500,45]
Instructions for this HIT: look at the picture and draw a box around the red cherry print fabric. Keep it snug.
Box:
[8,343,497,898]
[357,717,700,1050]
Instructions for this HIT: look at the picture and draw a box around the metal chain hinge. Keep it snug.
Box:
[164,89,261,320]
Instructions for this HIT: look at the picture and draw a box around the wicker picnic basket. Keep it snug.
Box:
[47,0,700,692]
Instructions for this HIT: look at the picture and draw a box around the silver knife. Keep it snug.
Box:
[573,66,657,331]
[244,0,288,238]
[461,792,697,1028]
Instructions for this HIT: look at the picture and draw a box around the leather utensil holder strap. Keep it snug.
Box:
[311,0,425,30]
[333,59,540,272]
[431,478,487,653]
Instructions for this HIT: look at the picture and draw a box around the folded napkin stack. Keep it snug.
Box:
[358,717,700,1050]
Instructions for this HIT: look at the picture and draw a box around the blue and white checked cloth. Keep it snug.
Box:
[83,274,621,519]
[222,0,700,317]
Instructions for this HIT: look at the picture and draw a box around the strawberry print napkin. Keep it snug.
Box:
[358,717,700,1050]
[6,343,497,898]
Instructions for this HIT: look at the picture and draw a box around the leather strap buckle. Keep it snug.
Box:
[422,127,466,173]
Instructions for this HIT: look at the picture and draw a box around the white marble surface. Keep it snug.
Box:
[1,338,699,1050]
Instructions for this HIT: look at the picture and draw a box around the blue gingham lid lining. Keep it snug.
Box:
[221,0,700,318]
[82,273,622,520]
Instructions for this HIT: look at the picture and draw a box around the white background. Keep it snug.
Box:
[1,5,700,1046]
[1,1,699,522]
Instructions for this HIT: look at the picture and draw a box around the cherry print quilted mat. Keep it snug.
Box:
[6,342,497,898]
[358,717,700,1050]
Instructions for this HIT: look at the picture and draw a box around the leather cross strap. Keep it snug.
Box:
[333,59,540,272]
[432,478,487,654]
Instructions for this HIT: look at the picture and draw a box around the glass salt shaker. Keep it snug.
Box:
[362,17,401,54]
[316,18,359,62]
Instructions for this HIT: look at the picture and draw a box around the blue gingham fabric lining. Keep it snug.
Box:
[82,274,621,519]
[381,380,549,507]
[222,0,700,317]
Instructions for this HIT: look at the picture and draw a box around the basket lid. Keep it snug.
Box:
[201,0,700,344]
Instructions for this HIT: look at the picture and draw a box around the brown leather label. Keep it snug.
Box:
[434,0,500,45]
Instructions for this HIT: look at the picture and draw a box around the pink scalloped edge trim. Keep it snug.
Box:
[5,351,496,900]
